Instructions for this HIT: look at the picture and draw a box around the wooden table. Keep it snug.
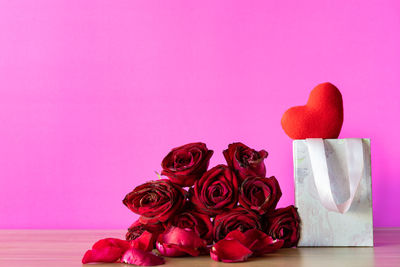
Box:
[0,228,399,267]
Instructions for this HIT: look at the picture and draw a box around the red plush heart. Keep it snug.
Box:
[281,82,343,139]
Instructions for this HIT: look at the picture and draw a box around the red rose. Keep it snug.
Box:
[239,176,282,215]
[213,207,261,241]
[161,142,213,187]
[223,142,268,182]
[190,165,239,216]
[265,205,301,248]
[166,206,213,244]
[123,179,186,224]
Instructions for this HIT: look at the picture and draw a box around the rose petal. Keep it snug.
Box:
[126,219,165,241]
[92,238,130,251]
[82,246,123,263]
[210,239,253,263]
[224,229,283,256]
[156,227,207,257]
[131,231,158,252]
[162,243,200,257]
[122,248,165,266]
[156,242,186,257]
[225,229,248,245]
[254,238,284,255]
[82,237,131,263]
[243,229,284,256]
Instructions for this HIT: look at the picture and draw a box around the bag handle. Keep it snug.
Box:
[306,138,364,213]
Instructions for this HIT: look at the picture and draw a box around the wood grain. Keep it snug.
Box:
[0,228,399,267]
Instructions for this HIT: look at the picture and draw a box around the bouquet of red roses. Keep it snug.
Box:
[82,142,300,265]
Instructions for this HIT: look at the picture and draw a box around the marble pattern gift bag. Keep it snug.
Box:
[294,138,373,246]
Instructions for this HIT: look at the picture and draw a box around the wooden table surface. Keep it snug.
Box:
[0,228,399,267]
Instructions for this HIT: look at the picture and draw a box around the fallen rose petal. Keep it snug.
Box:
[225,229,248,245]
[156,242,186,257]
[163,243,200,257]
[122,248,165,266]
[225,229,284,256]
[131,231,158,252]
[243,229,284,256]
[156,226,207,257]
[224,229,283,256]
[210,239,253,263]
[253,238,284,255]
[82,237,131,263]
[92,238,130,251]
[82,246,123,264]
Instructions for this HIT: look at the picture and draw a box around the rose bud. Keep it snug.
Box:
[225,229,284,256]
[223,142,268,182]
[122,248,165,266]
[126,219,165,242]
[265,205,301,248]
[213,207,261,241]
[161,142,213,187]
[166,207,213,244]
[190,165,239,216]
[123,179,186,224]
[239,176,282,215]
[156,226,207,257]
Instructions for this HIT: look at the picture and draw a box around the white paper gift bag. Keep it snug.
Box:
[294,138,373,246]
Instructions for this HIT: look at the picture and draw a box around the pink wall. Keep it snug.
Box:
[0,1,399,229]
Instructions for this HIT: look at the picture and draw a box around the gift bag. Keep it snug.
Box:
[294,138,373,246]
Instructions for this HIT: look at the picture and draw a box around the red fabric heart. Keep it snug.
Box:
[281,82,343,139]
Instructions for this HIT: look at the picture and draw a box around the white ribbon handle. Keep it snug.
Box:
[306,138,364,213]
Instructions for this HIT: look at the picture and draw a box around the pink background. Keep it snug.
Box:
[1,1,399,229]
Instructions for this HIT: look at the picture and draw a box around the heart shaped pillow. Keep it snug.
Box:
[281,82,343,139]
